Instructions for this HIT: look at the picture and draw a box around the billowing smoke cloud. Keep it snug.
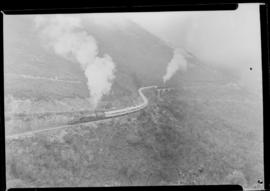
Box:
[163,49,187,83]
[34,15,116,108]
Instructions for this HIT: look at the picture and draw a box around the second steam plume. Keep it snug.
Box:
[34,15,116,109]
[163,49,187,83]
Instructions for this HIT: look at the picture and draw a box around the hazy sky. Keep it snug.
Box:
[32,4,262,92]
[126,4,261,64]
[124,3,262,92]
[5,3,263,93]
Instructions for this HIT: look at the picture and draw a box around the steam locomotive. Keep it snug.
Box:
[68,86,156,125]
[68,110,106,124]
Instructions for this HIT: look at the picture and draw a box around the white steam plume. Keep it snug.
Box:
[34,15,116,108]
[163,49,187,83]
[129,5,261,92]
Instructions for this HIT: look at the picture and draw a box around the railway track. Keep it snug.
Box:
[6,86,157,140]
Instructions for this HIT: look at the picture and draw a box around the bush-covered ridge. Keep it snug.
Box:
[6,85,263,189]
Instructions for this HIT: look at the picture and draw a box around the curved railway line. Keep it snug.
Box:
[6,86,157,140]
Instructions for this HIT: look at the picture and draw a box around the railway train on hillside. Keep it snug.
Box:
[68,102,147,124]
[68,86,157,125]
[68,110,106,124]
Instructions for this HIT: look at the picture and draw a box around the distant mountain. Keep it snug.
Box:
[83,19,174,86]
[165,49,236,87]
[4,16,173,101]
[4,15,232,103]
[4,16,89,100]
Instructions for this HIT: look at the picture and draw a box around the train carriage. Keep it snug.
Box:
[95,110,106,118]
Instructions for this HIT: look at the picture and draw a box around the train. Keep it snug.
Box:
[68,99,147,124]
[68,110,106,124]
[68,86,157,125]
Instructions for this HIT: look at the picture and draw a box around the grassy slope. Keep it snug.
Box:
[4,15,175,136]
[84,20,173,86]
[4,16,174,129]
[4,16,173,100]
[4,16,87,99]
[6,86,263,189]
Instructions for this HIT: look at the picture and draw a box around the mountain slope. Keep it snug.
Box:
[4,15,234,103]
[4,16,173,100]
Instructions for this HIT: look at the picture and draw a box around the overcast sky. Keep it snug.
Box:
[5,3,263,93]
[124,3,262,92]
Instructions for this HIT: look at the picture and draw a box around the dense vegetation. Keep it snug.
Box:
[4,15,263,190]
[6,86,263,189]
